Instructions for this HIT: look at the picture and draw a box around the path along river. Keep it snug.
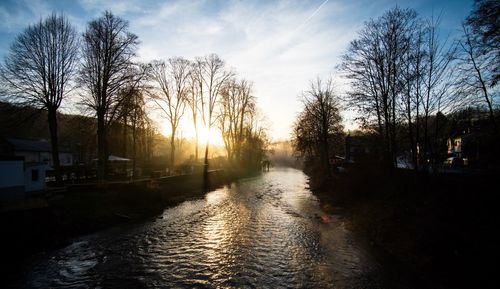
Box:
[16,168,389,288]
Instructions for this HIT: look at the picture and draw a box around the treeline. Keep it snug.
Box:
[0,11,267,182]
[0,101,161,169]
[294,1,499,174]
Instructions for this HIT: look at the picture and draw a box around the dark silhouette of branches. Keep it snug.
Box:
[148,57,191,170]
[293,78,343,176]
[191,54,233,177]
[466,0,499,86]
[218,78,255,162]
[78,11,139,181]
[0,13,79,183]
[340,7,458,169]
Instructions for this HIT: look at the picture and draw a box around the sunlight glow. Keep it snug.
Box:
[160,122,225,147]
[198,125,224,146]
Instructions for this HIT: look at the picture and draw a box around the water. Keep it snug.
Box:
[18,168,384,288]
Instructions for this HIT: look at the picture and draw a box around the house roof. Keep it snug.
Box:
[4,138,71,153]
[92,155,131,162]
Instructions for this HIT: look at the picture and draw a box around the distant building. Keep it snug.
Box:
[447,136,463,158]
[0,137,73,168]
[0,156,46,198]
[345,134,375,162]
[445,123,493,168]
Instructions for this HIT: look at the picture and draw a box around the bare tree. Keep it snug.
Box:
[401,14,457,170]
[305,78,343,175]
[241,108,269,169]
[192,54,233,176]
[340,7,461,169]
[457,23,498,135]
[219,78,254,162]
[148,57,190,171]
[293,78,343,176]
[78,11,139,181]
[125,88,148,180]
[421,15,457,167]
[0,13,79,183]
[187,62,202,161]
[466,0,499,87]
[187,63,203,161]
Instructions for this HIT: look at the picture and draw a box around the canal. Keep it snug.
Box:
[16,168,386,288]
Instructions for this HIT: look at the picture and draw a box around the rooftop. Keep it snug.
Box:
[4,138,71,153]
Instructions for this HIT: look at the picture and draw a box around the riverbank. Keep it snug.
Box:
[312,166,497,289]
[0,168,259,281]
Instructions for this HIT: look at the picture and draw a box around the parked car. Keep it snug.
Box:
[443,157,468,168]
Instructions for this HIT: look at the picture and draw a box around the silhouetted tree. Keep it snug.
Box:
[124,87,149,179]
[240,108,269,170]
[79,11,139,182]
[116,64,149,158]
[219,78,255,162]
[457,23,498,135]
[466,0,499,86]
[293,78,343,176]
[191,54,233,177]
[341,7,420,167]
[341,7,458,170]
[0,13,79,183]
[187,63,202,161]
[418,15,457,169]
[148,57,190,170]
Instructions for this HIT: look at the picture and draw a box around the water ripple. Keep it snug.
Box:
[21,168,382,288]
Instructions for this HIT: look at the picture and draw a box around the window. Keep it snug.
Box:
[32,169,39,181]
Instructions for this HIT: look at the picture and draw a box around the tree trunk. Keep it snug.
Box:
[468,36,499,137]
[202,141,209,192]
[132,118,137,180]
[97,112,107,183]
[423,110,429,171]
[193,115,199,161]
[383,94,392,167]
[47,108,62,184]
[477,65,498,136]
[122,114,128,157]
[321,113,331,176]
[407,100,417,173]
[195,132,199,161]
[170,126,176,171]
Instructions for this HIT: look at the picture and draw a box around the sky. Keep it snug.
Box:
[0,0,474,140]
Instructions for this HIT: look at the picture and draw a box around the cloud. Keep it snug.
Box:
[0,0,473,139]
[123,0,359,139]
[77,0,144,14]
[0,0,52,32]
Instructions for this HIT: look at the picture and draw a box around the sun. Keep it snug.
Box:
[160,121,225,147]
[198,125,224,146]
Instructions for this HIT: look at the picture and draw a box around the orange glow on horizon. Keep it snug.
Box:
[161,122,225,147]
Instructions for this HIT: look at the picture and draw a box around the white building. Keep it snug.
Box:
[0,157,46,199]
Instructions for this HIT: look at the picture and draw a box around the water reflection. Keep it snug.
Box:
[20,168,382,288]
